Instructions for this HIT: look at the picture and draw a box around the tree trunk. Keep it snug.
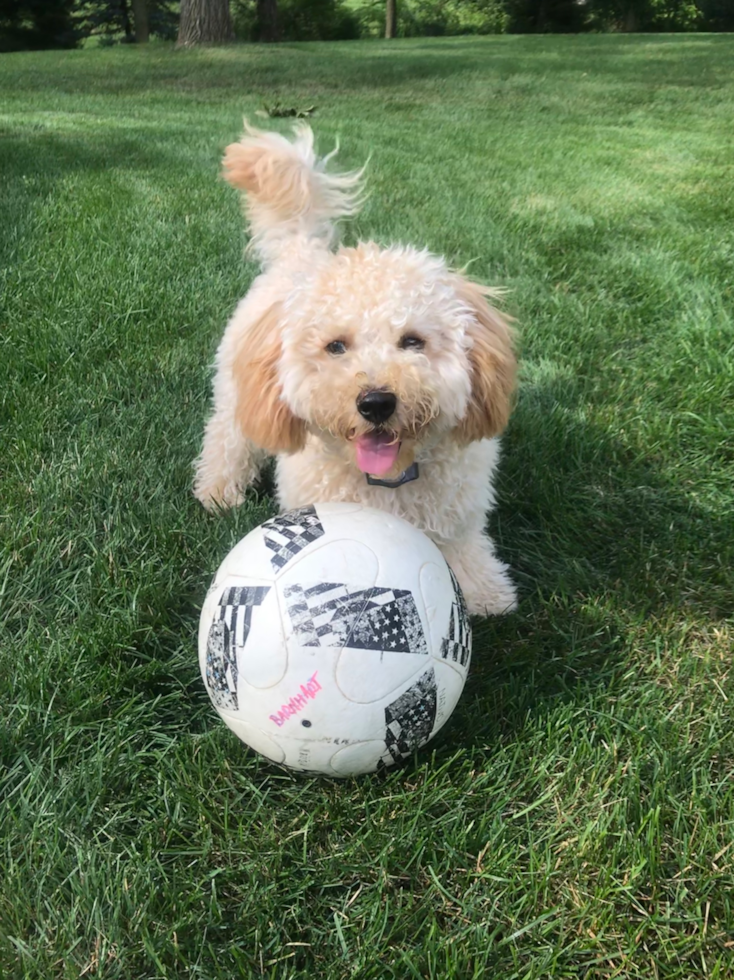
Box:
[535,0,548,31]
[121,0,134,42]
[624,4,639,30]
[177,0,235,47]
[132,0,149,42]
[385,0,397,37]
[257,0,278,41]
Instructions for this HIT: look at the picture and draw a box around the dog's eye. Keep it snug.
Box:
[398,334,426,351]
[325,340,348,355]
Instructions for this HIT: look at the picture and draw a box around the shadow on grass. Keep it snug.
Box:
[439,374,732,754]
[0,128,178,275]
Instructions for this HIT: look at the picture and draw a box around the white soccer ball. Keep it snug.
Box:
[198,502,471,777]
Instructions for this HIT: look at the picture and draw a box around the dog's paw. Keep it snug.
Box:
[462,575,518,618]
[441,535,517,618]
[193,479,245,512]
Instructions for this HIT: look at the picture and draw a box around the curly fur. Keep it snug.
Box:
[195,122,518,616]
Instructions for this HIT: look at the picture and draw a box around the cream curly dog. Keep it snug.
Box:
[194,123,518,616]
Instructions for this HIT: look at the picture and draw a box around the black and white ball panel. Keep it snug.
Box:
[382,667,438,765]
[283,582,428,656]
[441,567,472,668]
[273,529,442,704]
[200,579,287,693]
[204,585,270,710]
[261,505,325,571]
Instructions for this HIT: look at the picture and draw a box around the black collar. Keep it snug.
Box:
[366,462,420,489]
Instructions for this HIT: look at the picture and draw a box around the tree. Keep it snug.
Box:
[72,1,176,43]
[385,0,396,36]
[0,0,76,50]
[177,0,234,45]
[255,0,278,40]
[131,0,148,40]
[698,0,734,29]
[585,0,703,30]
[506,0,585,31]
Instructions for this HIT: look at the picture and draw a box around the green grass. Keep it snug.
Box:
[1,34,733,980]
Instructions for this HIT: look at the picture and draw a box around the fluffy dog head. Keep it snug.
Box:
[226,124,516,479]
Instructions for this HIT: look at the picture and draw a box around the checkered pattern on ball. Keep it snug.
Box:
[262,506,325,571]
[382,667,438,764]
[205,585,270,710]
[284,582,428,654]
[441,567,471,667]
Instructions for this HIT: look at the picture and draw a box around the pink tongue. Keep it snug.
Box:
[355,432,401,476]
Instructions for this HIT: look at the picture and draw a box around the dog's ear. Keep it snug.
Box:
[233,304,307,454]
[453,277,517,444]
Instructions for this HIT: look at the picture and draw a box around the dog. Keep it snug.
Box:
[194,123,517,616]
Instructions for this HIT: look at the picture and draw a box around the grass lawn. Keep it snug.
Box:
[1,33,733,979]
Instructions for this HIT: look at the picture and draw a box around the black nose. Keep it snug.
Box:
[357,390,397,425]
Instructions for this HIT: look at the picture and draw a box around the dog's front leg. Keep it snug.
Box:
[440,533,517,618]
[194,410,266,511]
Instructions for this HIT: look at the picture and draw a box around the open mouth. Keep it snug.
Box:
[354,431,401,476]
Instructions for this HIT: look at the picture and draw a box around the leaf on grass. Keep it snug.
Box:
[258,104,317,119]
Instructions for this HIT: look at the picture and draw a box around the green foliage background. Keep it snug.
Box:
[1,0,733,51]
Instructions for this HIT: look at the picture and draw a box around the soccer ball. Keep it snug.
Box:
[198,502,471,776]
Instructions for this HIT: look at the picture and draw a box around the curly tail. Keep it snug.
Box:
[222,121,365,266]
